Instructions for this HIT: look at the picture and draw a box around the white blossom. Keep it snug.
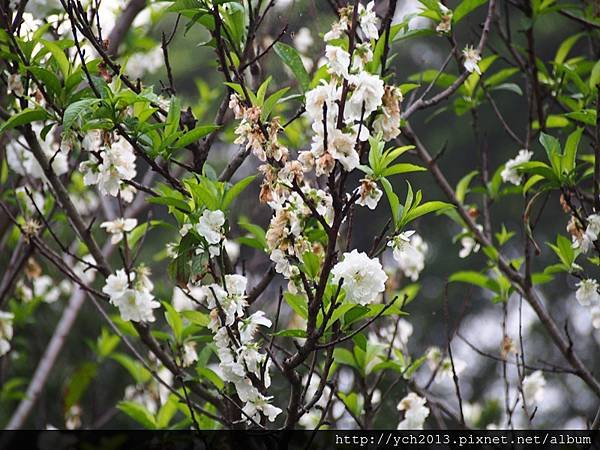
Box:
[182,342,198,367]
[345,71,385,122]
[293,27,314,54]
[305,80,340,123]
[501,149,533,185]
[462,45,481,75]
[81,136,137,199]
[110,288,160,323]
[238,311,272,344]
[331,250,387,305]
[100,218,137,244]
[397,392,429,429]
[435,357,467,383]
[102,269,159,322]
[0,311,14,357]
[7,74,24,96]
[522,370,546,406]
[126,46,163,79]
[591,306,600,329]
[356,178,383,210]
[358,1,380,40]
[575,279,600,306]
[458,226,482,258]
[196,209,225,245]
[328,128,360,171]
[6,124,68,180]
[325,45,351,78]
[388,231,428,281]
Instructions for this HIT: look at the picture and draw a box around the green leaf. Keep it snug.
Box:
[196,367,224,390]
[301,251,320,279]
[64,362,97,410]
[0,108,49,133]
[453,0,487,23]
[163,301,183,342]
[333,348,357,369]
[26,66,62,96]
[456,170,479,204]
[147,196,191,213]
[156,395,178,428]
[222,175,256,210]
[382,163,425,177]
[590,59,600,90]
[117,401,157,429]
[175,125,219,149]
[449,271,499,293]
[554,33,583,65]
[539,132,561,159]
[404,200,454,223]
[182,310,209,327]
[63,98,98,131]
[563,127,583,174]
[41,39,70,78]
[284,292,308,319]
[273,42,310,92]
[165,96,181,137]
[111,353,152,384]
[381,177,401,227]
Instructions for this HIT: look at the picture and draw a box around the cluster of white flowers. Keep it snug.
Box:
[571,213,600,254]
[324,1,380,42]
[265,188,333,285]
[462,45,482,75]
[331,250,387,305]
[574,279,600,329]
[521,370,546,407]
[80,130,137,202]
[102,267,159,322]
[100,218,137,244]
[230,95,289,163]
[0,311,15,357]
[194,274,281,423]
[388,230,428,281]
[397,392,430,429]
[6,124,68,181]
[501,149,533,186]
[298,5,400,178]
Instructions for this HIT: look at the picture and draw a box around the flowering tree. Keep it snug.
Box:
[1,0,600,430]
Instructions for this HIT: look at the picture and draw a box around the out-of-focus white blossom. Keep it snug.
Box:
[0,311,15,357]
[575,279,600,306]
[293,27,313,54]
[522,370,546,406]
[126,46,163,79]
